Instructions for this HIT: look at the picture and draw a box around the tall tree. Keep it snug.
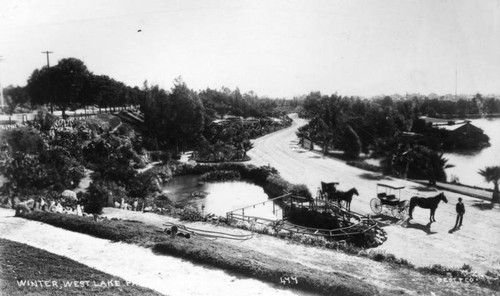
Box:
[341,125,362,159]
[142,81,204,151]
[27,58,90,117]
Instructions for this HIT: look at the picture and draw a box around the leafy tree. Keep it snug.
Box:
[2,85,30,114]
[388,145,453,182]
[27,58,91,116]
[142,81,205,151]
[127,172,161,198]
[341,125,361,159]
[2,148,84,194]
[478,166,500,204]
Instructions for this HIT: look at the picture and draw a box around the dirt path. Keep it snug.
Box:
[0,208,307,296]
[248,113,500,274]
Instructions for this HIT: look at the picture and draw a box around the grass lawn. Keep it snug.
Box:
[19,211,377,296]
[0,238,163,296]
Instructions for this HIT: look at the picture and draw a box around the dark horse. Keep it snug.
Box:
[409,192,448,222]
[329,188,359,212]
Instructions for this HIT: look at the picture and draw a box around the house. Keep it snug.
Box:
[447,122,484,137]
[437,121,490,149]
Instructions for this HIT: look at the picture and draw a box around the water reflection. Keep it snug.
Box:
[162,175,282,219]
[444,118,500,187]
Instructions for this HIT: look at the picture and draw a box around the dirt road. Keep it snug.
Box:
[248,114,500,274]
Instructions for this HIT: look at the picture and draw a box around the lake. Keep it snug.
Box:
[161,175,282,219]
[443,117,500,188]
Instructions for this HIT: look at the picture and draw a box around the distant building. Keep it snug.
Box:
[436,121,490,149]
[447,121,483,138]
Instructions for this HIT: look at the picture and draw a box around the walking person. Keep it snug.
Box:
[454,197,465,229]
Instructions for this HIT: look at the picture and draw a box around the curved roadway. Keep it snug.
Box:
[248,113,500,273]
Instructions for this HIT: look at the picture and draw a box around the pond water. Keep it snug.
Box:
[443,117,500,188]
[161,175,282,219]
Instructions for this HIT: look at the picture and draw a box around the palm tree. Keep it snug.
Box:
[241,139,254,158]
[478,166,500,204]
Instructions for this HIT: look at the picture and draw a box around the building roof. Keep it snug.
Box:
[436,121,478,132]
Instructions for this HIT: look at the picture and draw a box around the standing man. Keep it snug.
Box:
[455,197,465,229]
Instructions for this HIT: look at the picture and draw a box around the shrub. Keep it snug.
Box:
[288,208,340,229]
[3,149,85,194]
[264,174,292,197]
[0,127,45,155]
[180,205,203,221]
[127,171,161,199]
[149,150,171,163]
[81,181,126,214]
[246,165,277,184]
[290,184,312,200]
[199,170,241,182]
[461,264,473,272]
[346,161,382,173]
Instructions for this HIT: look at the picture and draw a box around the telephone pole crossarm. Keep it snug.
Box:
[41,51,53,67]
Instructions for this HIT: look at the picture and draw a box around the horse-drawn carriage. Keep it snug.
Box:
[370,183,409,220]
[318,181,358,212]
[319,181,339,200]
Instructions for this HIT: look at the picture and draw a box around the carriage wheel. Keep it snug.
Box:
[401,201,410,219]
[391,207,405,220]
[392,201,409,220]
[370,198,382,214]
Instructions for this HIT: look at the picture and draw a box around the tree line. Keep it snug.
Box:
[295,92,499,183]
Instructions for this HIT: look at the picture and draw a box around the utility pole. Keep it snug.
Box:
[41,51,54,113]
[41,51,53,67]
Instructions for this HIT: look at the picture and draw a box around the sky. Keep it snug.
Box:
[0,0,499,98]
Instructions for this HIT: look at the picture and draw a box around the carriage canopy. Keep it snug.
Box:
[377,183,404,199]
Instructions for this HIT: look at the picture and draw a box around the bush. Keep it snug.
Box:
[81,181,126,214]
[288,208,340,229]
[199,170,241,182]
[179,205,203,221]
[346,161,382,173]
[264,174,292,197]
[127,171,161,199]
[0,127,45,155]
[149,150,171,163]
[290,184,312,200]
[3,149,85,195]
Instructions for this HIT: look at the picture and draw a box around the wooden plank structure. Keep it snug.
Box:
[226,192,379,239]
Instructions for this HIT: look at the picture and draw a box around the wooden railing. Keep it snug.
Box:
[226,193,379,238]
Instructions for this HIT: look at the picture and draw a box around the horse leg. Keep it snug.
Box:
[430,208,435,223]
[408,202,414,220]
